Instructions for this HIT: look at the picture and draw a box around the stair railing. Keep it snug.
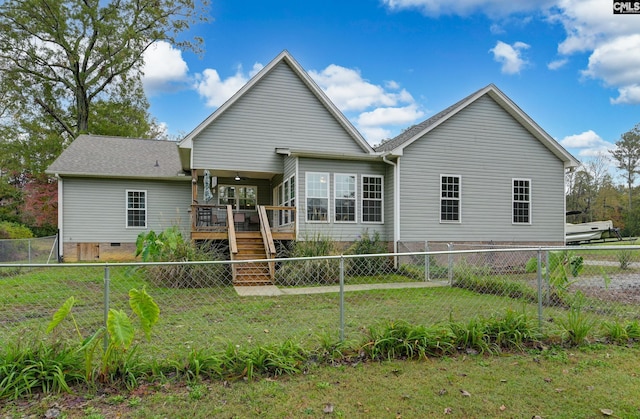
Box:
[258,205,276,280]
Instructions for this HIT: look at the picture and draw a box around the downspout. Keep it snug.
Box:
[55,174,63,261]
[382,153,400,257]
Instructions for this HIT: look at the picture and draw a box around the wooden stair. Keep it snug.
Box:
[232,232,273,286]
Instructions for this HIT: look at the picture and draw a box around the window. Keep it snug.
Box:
[440,175,460,222]
[335,174,356,222]
[306,172,329,222]
[218,185,257,210]
[126,190,147,228]
[362,175,383,223]
[277,176,295,225]
[513,179,531,224]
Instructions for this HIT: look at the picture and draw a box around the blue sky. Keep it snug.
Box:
[142,0,640,169]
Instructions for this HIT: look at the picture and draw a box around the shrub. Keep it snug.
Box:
[275,233,339,285]
[346,230,392,276]
[0,221,34,262]
[136,227,230,288]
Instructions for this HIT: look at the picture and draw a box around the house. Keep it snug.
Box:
[47,50,579,282]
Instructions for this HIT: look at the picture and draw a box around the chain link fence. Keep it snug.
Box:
[2,244,639,359]
[0,235,58,264]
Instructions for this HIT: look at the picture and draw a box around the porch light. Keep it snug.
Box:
[235,173,241,181]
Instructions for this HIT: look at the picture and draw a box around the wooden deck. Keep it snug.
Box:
[191,204,295,285]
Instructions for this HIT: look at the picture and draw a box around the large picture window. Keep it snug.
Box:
[306,172,329,222]
[335,174,356,222]
[513,179,531,224]
[218,185,257,210]
[126,190,147,228]
[362,175,383,223]
[440,175,460,222]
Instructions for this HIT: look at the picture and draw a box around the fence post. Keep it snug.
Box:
[545,250,550,306]
[339,256,345,342]
[28,239,31,263]
[104,264,110,351]
[424,241,430,282]
[537,249,543,330]
[447,243,454,285]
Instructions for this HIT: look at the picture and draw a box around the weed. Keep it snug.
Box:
[616,248,633,270]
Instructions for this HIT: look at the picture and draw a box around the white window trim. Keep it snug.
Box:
[361,174,384,224]
[440,174,461,224]
[125,189,147,229]
[278,175,296,226]
[306,172,330,223]
[512,178,532,225]
[334,173,357,223]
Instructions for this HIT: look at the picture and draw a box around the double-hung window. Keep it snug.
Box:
[362,175,383,223]
[126,190,147,228]
[335,174,356,222]
[440,175,461,222]
[513,178,531,224]
[306,172,329,222]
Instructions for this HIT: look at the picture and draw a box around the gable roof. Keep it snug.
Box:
[46,134,187,180]
[375,84,580,169]
[178,50,373,154]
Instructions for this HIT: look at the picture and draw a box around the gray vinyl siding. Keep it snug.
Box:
[383,162,396,242]
[62,178,191,243]
[193,61,367,172]
[297,157,388,241]
[398,96,565,243]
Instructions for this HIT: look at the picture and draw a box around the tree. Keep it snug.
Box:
[609,124,640,211]
[0,0,208,139]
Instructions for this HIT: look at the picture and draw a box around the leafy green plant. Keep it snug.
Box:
[525,250,584,302]
[135,226,230,287]
[449,316,497,355]
[346,230,392,276]
[558,292,595,346]
[602,320,640,344]
[360,320,455,360]
[484,309,539,351]
[0,341,83,399]
[275,233,339,285]
[616,248,633,270]
[46,288,160,383]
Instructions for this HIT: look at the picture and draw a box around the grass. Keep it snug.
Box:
[2,344,639,418]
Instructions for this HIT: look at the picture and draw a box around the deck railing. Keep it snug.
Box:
[191,204,296,238]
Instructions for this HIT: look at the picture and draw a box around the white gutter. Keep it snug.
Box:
[381,154,400,256]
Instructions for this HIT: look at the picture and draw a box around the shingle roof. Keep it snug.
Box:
[46,134,186,179]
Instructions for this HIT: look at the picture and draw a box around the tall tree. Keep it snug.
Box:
[0,0,208,139]
[609,123,640,211]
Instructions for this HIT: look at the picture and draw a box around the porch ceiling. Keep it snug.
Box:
[193,168,278,180]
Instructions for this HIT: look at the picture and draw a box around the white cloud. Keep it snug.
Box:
[548,0,640,104]
[309,65,414,112]
[547,58,568,70]
[611,84,640,105]
[560,130,614,158]
[308,64,424,143]
[356,105,425,127]
[490,41,530,74]
[382,0,554,17]
[193,63,264,107]
[142,41,189,95]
